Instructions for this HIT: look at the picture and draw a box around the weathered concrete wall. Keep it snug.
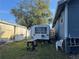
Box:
[0,21,27,42]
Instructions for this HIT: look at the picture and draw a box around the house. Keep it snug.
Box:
[53,0,79,54]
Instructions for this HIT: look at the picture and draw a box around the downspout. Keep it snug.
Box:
[64,3,68,53]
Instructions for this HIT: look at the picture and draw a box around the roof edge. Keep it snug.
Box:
[53,0,70,27]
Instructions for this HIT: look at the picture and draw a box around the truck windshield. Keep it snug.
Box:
[35,27,47,34]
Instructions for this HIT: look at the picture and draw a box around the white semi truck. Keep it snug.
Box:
[30,25,50,41]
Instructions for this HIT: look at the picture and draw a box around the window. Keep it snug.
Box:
[35,27,47,34]
[61,19,63,23]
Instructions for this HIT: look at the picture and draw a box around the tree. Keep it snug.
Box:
[11,0,51,28]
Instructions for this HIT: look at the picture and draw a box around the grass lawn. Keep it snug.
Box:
[0,40,69,59]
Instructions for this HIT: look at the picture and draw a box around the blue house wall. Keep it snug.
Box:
[54,0,79,54]
[55,10,65,40]
[68,0,79,38]
[59,11,65,39]
[56,0,79,39]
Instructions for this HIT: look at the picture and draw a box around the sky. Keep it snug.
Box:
[0,0,57,24]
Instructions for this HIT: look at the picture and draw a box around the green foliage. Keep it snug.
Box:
[11,0,51,28]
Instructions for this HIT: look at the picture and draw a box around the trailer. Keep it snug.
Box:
[53,0,79,54]
[30,25,50,41]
